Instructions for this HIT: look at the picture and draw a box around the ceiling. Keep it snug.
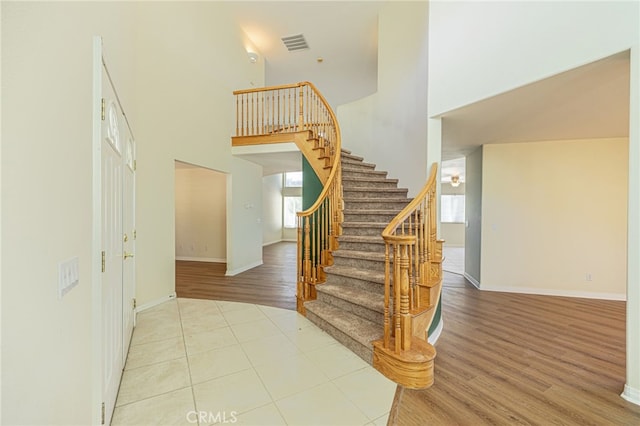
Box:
[227,1,381,108]
[225,4,630,181]
[440,51,631,162]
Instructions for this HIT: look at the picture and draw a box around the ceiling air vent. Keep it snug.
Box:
[281,34,309,52]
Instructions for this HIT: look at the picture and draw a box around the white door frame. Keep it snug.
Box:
[91,36,138,425]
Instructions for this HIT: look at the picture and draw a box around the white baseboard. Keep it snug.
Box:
[263,240,282,247]
[428,317,444,345]
[622,384,640,406]
[481,285,626,301]
[281,238,297,242]
[225,260,263,276]
[134,293,177,324]
[463,272,481,289]
[175,256,225,263]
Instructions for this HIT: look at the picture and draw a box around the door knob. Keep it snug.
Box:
[124,252,135,259]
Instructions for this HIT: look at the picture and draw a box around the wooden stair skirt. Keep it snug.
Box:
[372,336,436,389]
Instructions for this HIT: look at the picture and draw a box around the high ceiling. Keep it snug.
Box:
[227,1,381,108]
[226,4,630,181]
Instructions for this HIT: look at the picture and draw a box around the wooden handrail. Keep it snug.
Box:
[380,163,442,355]
[232,81,342,314]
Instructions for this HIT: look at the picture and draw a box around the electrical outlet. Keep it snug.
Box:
[59,257,79,299]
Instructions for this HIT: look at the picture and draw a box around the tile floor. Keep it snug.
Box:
[112,298,396,426]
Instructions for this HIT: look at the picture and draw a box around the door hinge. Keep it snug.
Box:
[101,98,105,121]
[101,401,105,425]
[133,298,137,309]
[133,230,136,240]
[101,251,105,273]
[133,160,137,171]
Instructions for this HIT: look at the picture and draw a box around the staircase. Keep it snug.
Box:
[304,149,409,363]
[232,82,441,390]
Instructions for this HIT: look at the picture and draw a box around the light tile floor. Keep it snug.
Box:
[112,298,396,426]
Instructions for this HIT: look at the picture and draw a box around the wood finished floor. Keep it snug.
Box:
[176,243,640,424]
[176,242,297,310]
[390,273,640,425]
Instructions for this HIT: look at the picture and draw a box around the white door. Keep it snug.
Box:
[101,87,124,426]
[122,134,136,358]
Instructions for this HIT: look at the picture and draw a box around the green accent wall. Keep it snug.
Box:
[428,298,442,336]
[302,156,322,210]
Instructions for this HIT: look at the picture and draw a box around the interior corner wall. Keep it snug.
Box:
[428,1,639,116]
[263,173,283,245]
[1,2,137,424]
[175,167,227,262]
[226,157,263,275]
[337,1,428,196]
[132,2,265,304]
[464,147,483,285]
[481,138,628,299]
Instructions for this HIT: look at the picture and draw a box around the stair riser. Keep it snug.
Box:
[341,160,375,170]
[324,271,385,293]
[304,310,373,364]
[343,200,409,211]
[343,179,400,189]
[337,241,386,253]
[344,189,408,199]
[316,290,385,325]
[332,255,385,271]
[344,212,398,223]
[341,226,386,237]
[342,169,388,179]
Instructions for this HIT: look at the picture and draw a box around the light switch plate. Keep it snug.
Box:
[59,256,79,299]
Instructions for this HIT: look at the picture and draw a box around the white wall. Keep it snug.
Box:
[1,2,265,424]
[263,173,283,245]
[227,158,264,275]
[132,2,265,304]
[428,1,639,115]
[1,2,136,424]
[337,1,429,196]
[465,147,483,285]
[175,166,227,262]
[481,138,628,299]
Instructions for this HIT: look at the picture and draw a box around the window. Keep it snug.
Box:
[284,171,302,187]
[283,196,302,228]
[441,194,465,223]
[283,172,303,228]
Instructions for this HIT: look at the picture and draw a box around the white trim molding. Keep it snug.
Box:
[481,285,626,301]
[175,256,225,263]
[135,293,177,316]
[622,384,640,406]
[464,272,481,289]
[225,260,263,276]
[428,317,444,345]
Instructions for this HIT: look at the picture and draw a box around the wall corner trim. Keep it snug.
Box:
[135,293,177,315]
[225,260,263,276]
[463,273,481,289]
[621,384,640,406]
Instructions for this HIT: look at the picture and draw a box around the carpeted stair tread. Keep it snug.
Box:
[316,283,385,313]
[304,301,382,349]
[343,176,399,184]
[333,249,385,261]
[344,208,405,215]
[323,265,385,284]
[338,235,384,244]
